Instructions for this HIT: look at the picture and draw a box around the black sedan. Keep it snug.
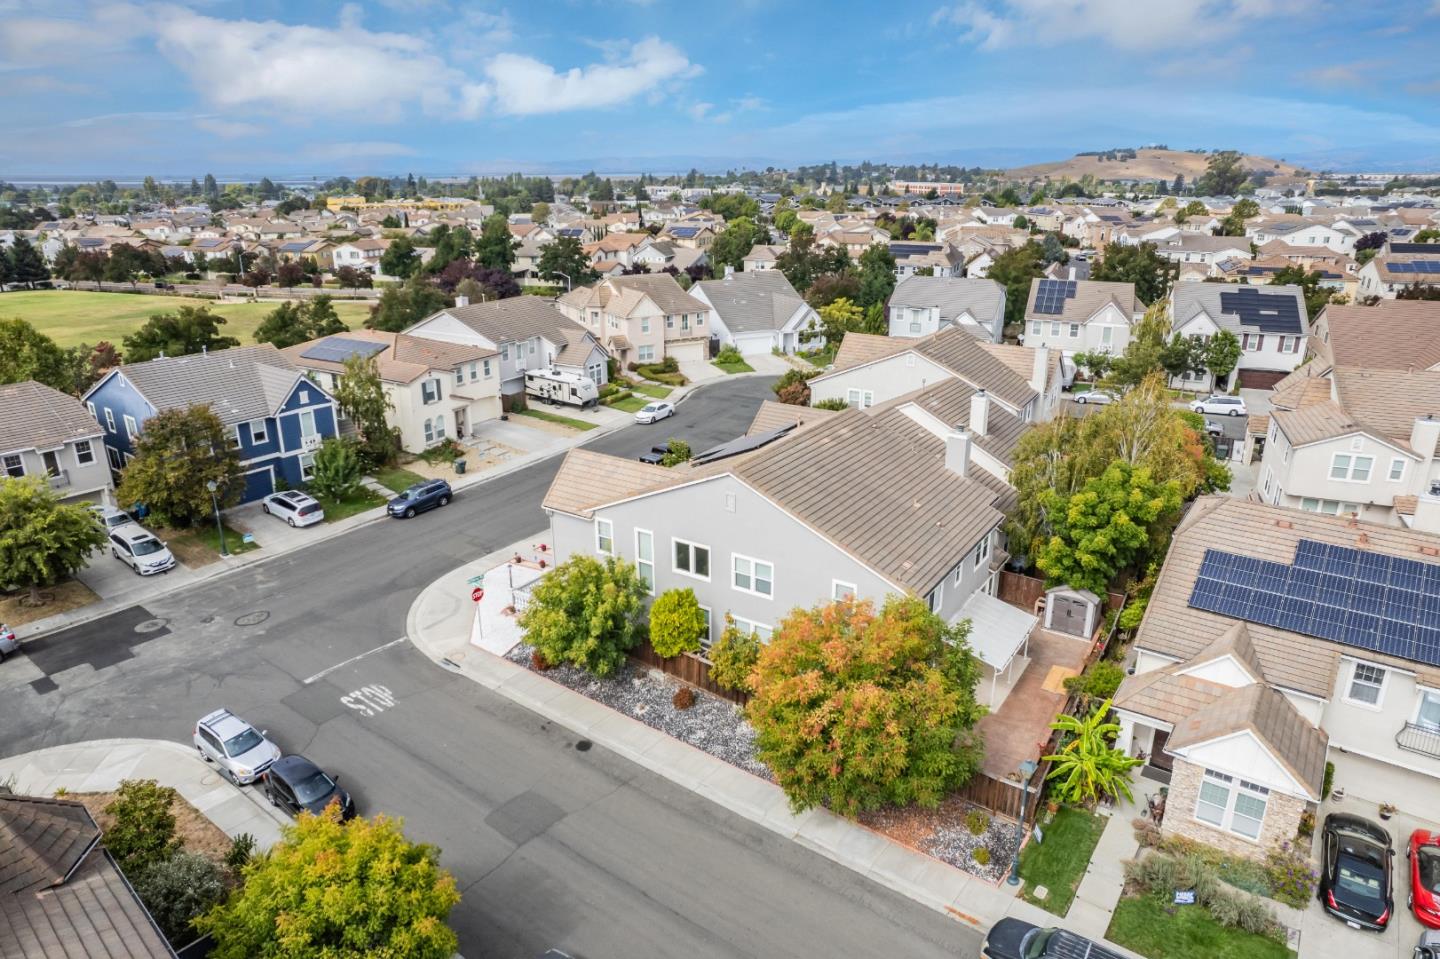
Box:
[1320,812,1394,931]
[982,918,1124,959]
[262,755,356,821]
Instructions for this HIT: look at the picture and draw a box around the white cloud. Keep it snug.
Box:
[0,2,145,68]
[688,101,713,120]
[195,117,265,139]
[485,37,699,115]
[302,141,419,161]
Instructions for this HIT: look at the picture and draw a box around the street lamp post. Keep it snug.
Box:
[206,479,228,557]
[1008,758,1040,886]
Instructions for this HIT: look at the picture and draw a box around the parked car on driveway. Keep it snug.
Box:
[0,623,18,662]
[89,504,135,532]
[1073,389,1117,406]
[262,755,355,820]
[1409,830,1440,928]
[262,490,325,527]
[387,479,452,518]
[635,401,675,424]
[1321,812,1394,932]
[1191,394,1248,417]
[193,708,280,785]
[638,444,669,465]
[108,524,175,576]
[982,918,1124,959]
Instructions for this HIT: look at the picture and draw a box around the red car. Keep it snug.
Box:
[1409,830,1440,927]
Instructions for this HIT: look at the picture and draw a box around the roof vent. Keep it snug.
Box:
[1275,519,1293,529]
[1357,532,1370,548]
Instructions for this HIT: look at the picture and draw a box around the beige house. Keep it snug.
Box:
[2,380,112,504]
[1022,278,1144,358]
[283,330,500,452]
[556,273,712,367]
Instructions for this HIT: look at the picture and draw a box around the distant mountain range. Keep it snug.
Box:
[1001,148,1310,184]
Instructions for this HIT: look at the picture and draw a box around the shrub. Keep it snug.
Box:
[1263,842,1318,909]
[1062,661,1126,712]
[772,368,816,405]
[716,347,744,364]
[659,355,679,373]
[812,397,849,411]
[660,438,692,467]
[224,832,256,872]
[104,779,180,875]
[133,852,226,945]
[672,687,696,710]
[965,808,991,836]
[1321,761,1334,801]
[708,615,761,692]
[972,847,991,866]
[518,555,646,676]
[649,587,708,658]
[309,437,364,501]
[1124,852,1283,941]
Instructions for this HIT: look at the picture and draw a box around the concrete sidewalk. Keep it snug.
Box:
[0,738,289,850]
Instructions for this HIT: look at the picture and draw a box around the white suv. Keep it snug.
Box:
[262,490,325,527]
[1191,394,1248,417]
[109,524,175,575]
[193,708,281,785]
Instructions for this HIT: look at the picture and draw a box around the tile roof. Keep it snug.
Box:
[1024,277,1142,323]
[1320,301,1440,372]
[1331,367,1440,452]
[870,378,1027,466]
[0,381,103,454]
[1167,682,1329,798]
[1269,401,1384,448]
[103,345,310,427]
[430,296,596,349]
[281,330,494,385]
[828,328,1037,411]
[1114,670,1225,726]
[693,271,809,334]
[889,276,1006,328]
[1268,363,1332,411]
[746,400,837,435]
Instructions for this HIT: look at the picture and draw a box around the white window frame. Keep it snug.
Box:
[421,379,442,405]
[641,317,651,334]
[1415,688,1440,731]
[1069,323,1080,338]
[104,408,116,432]
[696,604,713,652]
[831,580,856,601]
[1029,321,1041,335]
[730,615,772,642]
[501,344,509,360]
[672,537,711,581]
[248,418,268,444]
[123,414,138,440]
[1100,326,1113,346]
[972,534,991,569]
[845,388,874,409]
[926,585,942,613]
[1345,661,1387,709]
[1050,321,1061,337]
[635,528,654,593]
[87,401,98,422]
[638,344,656,363]
[74,440,94,466]
[1329,452,1374,482]
[483,358,492,378]
[1194,769,1269,841]
[2,453,24,478]
[731,553,774,598]
[455,367,465,386]
[1389,458,1406,482]
[595,518,614,556]
[298,452,317,482]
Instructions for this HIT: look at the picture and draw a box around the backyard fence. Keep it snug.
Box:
[629,640,751,706]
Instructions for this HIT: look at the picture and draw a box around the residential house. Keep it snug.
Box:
[1249,218,1354,255]
[1309,300,1440,374]
[889,241,964,278]
[556,273,712,367]
[329,238,390,275]
[1169,283,1309,391]
[631,240,707,276]
[887,275,1006,343]
[660,224,716,249]
[1358,251,1440,299]
[83,345,340,502]
[0,793,174,957]
[1021,278,1144,359]
[1114,496,1440,860]
[1154,234,1254,268]
[584,232,654,270]
[0,381,111,504]
[689,270,820,356]
[405,295,609,395]
[282,329,500,452]
[742,244,784,271]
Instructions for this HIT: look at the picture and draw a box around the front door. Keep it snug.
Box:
[1149,729,1173,772]
[454,408,466,439]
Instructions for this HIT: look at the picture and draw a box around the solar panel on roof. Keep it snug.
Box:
[1218,287,1304,334]
[299,336,388,364]
[691,423,798,465]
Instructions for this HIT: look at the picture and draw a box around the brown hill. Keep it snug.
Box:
[1006,148,1308,184]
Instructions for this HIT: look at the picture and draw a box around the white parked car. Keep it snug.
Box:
[635,401,676,424]
[1074,389,1117,406]
[89,504,135,531]
[108,524,175,576]
[1191,394,1248,417]
[262,490,325,527]
[193,708,280,785]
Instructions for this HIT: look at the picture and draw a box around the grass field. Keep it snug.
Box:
[1108,894,1293,959]
[1018,806,1108,916]
[373,467,426,495]
[1,290,374,348]
[519,408,597,431]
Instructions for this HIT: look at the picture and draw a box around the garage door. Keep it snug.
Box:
[734,333,776,356]
[1237,369,1288,390]
[667,339,707,363]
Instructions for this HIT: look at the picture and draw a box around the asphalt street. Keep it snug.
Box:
[0,374,987,959]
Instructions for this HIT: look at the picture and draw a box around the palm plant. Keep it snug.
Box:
[1043,698,1142,805]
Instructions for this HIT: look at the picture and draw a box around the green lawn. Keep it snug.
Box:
[1108,895,1293,959]
[373,467,427,495]
[1019,807,1108,916]
[314,487,387,522]
[607,394,650,413]
[170,522,259,561]
[713,357,755,374]
[631,382,673,400]
[799,346,837,368]
[4,290,372,348]
[519,409,597,431]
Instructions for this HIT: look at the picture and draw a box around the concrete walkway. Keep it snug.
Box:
[1066,797,1144,940]
[0,738,289,850]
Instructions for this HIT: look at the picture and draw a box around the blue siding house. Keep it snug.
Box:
[83,344,339,504]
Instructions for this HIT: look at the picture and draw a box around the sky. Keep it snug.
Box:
[2,0,1440,179]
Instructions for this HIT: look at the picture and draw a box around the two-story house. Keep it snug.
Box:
[282,329,500,453]
[1357,252,1440,299]
[329,238,390,275]
[689,270,820,356]
[1113,496,1440,860]
[886,275,1006,343]
[0,380,112,504]
[83,345,340,502]
[404,295,609,396]
[742,244,784,272]
[1021,277,1144,359]
[556,273,712,367]
[1153,234,1254,269]
[1169,283,1309,391]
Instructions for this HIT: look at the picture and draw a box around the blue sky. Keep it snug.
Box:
[2,0,1439,178]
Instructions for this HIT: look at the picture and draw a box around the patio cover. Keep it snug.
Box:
[957,591,1038,671]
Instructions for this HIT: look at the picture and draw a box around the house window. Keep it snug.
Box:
[1195,769,1269,840]
[299,409,317,438]
[123,415,138,439]
[1050,321,1061,337]
[1243,333,1265,351]
[104,408,116,432]
[249,419,268,444]
[74,441,94,466]
[641,318,651,334]
[2,454,23,478]
[595,518,614,555]
[697,606,713,651]
[529,340,537,355]
[469,362,479,382]
[1030,321,1041,336]
[87,401,98,422]
[910,320,922,334]
[1101,326,1113,346]
[107,447,123,470]
[1069,323,1080,338]
[501,344,509,360]
[1279,336,1299,354]
[638,345,656,363]
[229,426,242,449]
[972,534,991,569]
[845,388,874,409]
[732,554,774,597]
[422,379,442,404]
[730,615,773,642]
[636,529,654,592]
[455,368,465,386]
[483,359,492,378]
[299,453,316,481]
[673,538,711,580]
[952,560,965,586]
[666,315,674,328]
[423,418,435,444]
[926,586,941,613]
[1416,690,1440,731]
[832,580,856,601]
[1389,458,1406,482]
[1347,662,1386,707]
[1329,453,1373,481]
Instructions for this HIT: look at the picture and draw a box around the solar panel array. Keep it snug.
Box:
[1033,279,1078,315]
[692,423,797,465]
[1387,260,1440,274]
[299,337,388,364]
[1188,540,1440,667]
[889,242,942,257]
[1388,242,1437,255]
[1218,287,1304,334]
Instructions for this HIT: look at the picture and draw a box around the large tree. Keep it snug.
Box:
[518,554,646,676]
[365,276,448,333]
[473,214,519,272]
[253,296,348,349]
[536,236,597,288]
[775,224,822,292]
[122,306,240,362]
[1204,329,1242,387]
[985,240,1046,332]
[1217,198,1260,236]
[196,810,459,959]
[332,354,398,466]
[0,477,107,605]
[747,596,985,817]
[379,237,420,279]
[708,216,768,274]
[0,318,73,391]
[855,243,896,309]
[1196,150,1248,196]
[1089,241,1175,306]
[8,237,49,288]
[115,405,242,527]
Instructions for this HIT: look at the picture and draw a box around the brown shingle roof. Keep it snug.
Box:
[1023,278,1142,322]
[1332,367,1440,452]
[1320,301,1440,372]
[827,327,1037,411]
[0,381,103,454]
[746,400,837,435]
[1168,683,1329,798]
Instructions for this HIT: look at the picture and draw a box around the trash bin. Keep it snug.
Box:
[454,459,467,474]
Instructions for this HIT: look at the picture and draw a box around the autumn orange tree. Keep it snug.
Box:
[746,596,985,817]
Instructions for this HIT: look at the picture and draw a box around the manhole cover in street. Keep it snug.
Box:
[133,618,170,634]
[234,611,270,627]
[575,740,592,752]
[200,615,215,624]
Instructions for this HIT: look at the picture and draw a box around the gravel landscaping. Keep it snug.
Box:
[861,795,1020,882]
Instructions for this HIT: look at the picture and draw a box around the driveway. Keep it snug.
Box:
[73,541,201,607]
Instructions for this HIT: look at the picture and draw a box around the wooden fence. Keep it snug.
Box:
[997,571,1125,615]
[629,640,751,706]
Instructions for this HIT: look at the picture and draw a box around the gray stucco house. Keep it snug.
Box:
[0,380,112,505]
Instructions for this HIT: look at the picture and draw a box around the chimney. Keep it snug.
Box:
[970,388,990,437]
[455,294,470,308]
[1410,416,1439,486]
[1416,480,1440,535]
[1030,345,1049,395]
[1068,266,1077,281]
[945,424,972,478]
[724,264,735,278]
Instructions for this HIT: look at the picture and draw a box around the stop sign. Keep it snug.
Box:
[471,587,485,603]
